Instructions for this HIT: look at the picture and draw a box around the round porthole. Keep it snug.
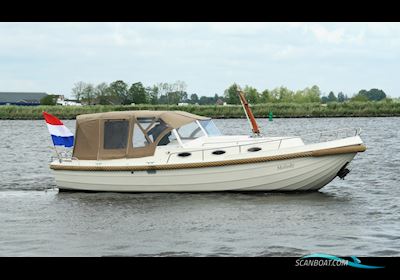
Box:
[178,152,191,157]
[248,147,262,152]
[212,150,226,155]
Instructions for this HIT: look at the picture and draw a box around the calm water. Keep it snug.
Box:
[0,117,399,256]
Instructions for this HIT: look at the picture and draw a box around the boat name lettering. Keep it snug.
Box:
[277,162,294,170]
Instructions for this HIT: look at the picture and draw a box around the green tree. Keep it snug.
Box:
[321,96,329,104]
[301,85,321,103]
[40,94,57,105]
[358,88,386,101]
[243,86,260,104]
[95,82,110,105]
[146,85,159,105]
[156,82,170,103]
[293,90,306,103]
[190,93,199,104]
[199,96,215,105]
[108,80,129,105]
[174,80,187,94]
[155,81,188,105]
[166,91,187,104]
[351,94,369,102]
[310,85,321,102]
[83,84,96,105]
[327,91,337,102]
[71,81,87,101]
[181,92,188,103]
[158,95,168,104]
[269,88,280,101]
[72,83,95,105]
[128,82,148,104]
[337,92,345,102]
[224,83,240,104]
[371,89,386,101]
[270,86,294,102]
[213,93,220,103]
[260,89,273,103]
[280,87,294,102]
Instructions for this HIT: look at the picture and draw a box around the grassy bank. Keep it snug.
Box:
[0,101,400,120]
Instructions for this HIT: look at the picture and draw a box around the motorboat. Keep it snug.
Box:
[49,108,366,192]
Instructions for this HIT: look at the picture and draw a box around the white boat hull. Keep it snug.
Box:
[53,153,356,192]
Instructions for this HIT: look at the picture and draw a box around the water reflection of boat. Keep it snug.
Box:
[49,110,366,192]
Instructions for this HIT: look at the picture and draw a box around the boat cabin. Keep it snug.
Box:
[72,110,222,160]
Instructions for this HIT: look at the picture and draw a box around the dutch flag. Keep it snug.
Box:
[43,112,74,148]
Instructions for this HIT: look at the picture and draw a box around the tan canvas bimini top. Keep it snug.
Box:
[72,110,210,160]
[76,110,209,128]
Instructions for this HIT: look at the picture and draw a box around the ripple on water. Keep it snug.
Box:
[256,246,309,257]
[369,250,400,256]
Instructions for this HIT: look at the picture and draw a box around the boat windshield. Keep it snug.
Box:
[175,121,206,143]
[134,118,178,147]
[199,120,222,136]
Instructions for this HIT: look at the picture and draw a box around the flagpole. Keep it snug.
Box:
[52,144,62,163]
[42,112,72,163]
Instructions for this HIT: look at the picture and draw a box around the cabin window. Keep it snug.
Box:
[248,147,262,152]
[158,130,177,146]
[178,152,191,157]
[176,121,205,142]
[212,150,226,155]
[104,120,129,149]
[132,118,174,147]
[146,119,168,143]
[136,118,173,146]
[199,120,222,136]
[133,123,150,148]
[137,117,156,132]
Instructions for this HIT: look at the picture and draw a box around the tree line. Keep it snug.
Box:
[224,84,322,104]
[225,84,389,104]
[40,80,389,105]
[70,80,224,106]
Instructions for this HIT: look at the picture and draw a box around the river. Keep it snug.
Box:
[0,117,399,256]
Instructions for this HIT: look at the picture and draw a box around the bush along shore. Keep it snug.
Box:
[0,101,400,120]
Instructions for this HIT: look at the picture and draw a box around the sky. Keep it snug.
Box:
[1,22,400,98]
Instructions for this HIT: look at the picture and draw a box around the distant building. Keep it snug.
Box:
[216,99,224,105]
[0,92,47,106]
[56,95,82,106]
[178,102,189,106]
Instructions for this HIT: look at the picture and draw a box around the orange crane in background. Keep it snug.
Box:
[237,90,261,136]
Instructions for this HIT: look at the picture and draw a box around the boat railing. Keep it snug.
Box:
[305,127,361,144]
[166,127,361,163]
[50,149,78,163]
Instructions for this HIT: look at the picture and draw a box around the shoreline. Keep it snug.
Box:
[0,102,399,119]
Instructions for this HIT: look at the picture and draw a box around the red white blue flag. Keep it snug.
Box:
[43,112,74,147]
